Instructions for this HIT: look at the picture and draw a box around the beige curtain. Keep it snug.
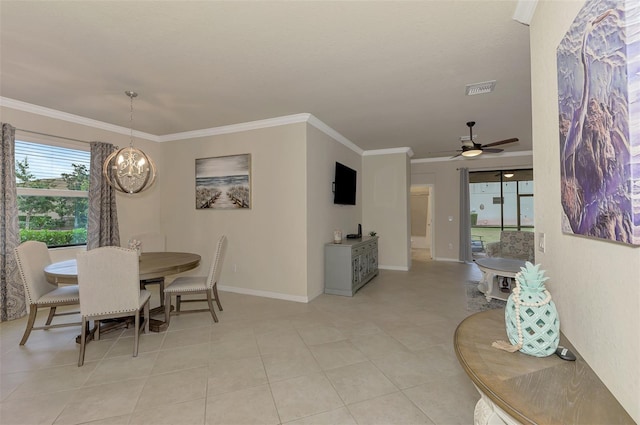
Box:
[87,142,120,249]
[0,123,25,321]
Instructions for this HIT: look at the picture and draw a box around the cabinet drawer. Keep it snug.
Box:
[353,246,365,256]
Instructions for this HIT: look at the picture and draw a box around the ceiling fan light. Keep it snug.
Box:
[461,148,482,157]
[504,172,515,178]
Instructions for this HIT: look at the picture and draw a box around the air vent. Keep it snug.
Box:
[465,80,496,96]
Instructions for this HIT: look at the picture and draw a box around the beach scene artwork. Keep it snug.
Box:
[556,0,640,245]
[196,154,251,209]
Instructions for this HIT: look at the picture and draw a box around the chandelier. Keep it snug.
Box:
[103,91,157,194]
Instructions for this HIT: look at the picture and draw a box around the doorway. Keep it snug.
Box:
[410,184,434,262]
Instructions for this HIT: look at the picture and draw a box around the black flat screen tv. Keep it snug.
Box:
[333,162,357,205]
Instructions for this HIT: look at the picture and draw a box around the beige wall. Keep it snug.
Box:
[411,154,533,261]
[362,152,411,270]
[4,106,366,301]
[2,106,163,262]
[161,123,310,301]
[531,2,639,420]
[306,125,362,299]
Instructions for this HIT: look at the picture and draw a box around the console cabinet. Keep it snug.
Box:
[324,236,378,296]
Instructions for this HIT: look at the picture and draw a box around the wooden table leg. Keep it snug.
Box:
[148,304,174,332]
[75,318,131,344]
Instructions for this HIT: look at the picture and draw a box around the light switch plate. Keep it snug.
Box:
[538,232,545,253]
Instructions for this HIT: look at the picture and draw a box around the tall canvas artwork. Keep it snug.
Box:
[557,0,640,245]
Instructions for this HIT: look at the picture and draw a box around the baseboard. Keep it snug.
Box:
[434,257,462,262]
[217,285,309,303]
[307,288,324,302]
[378,265,410,271]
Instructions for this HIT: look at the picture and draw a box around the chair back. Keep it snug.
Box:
[76,246,141,317]
[14,241,56,305]
[129,232,165,253]
[499,231,535,262]
[206,235,228,289]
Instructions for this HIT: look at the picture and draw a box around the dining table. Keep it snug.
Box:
[44,251,201,333]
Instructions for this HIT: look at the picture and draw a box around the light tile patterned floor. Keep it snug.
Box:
[0,253,483,425]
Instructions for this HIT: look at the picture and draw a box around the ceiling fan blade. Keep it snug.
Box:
[483,138,519,148]
[482,148,504,153]
[450,152,463,159]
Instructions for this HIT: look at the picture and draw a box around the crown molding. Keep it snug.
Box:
[1,97,363,155]
[158,113,311,142]
[512,0,538,26]
[0,97,159,142]
[306,114,363,155]
[161,112,363,156]
[363,147,414,157]
[411,150,533,164]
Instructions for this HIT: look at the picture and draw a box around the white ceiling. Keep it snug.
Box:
[0,1,533,159]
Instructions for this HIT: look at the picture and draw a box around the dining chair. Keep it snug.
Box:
[14,241,81,345]
[130,232,166,306]
[163,235,227,326]
[76,246,151,366]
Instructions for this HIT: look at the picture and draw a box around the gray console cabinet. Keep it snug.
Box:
[324,236,378,296]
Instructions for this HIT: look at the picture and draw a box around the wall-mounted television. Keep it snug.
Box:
[333,162,357,205]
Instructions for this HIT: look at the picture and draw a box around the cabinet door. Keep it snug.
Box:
[361,251,370,279]
[352,256,361,286]
[370,248,378,270]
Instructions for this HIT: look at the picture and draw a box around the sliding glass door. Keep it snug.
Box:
[469,169,534,256]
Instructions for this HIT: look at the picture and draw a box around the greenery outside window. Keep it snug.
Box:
[15,140,90,247]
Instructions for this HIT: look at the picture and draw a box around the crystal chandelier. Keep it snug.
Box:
[103,91,157,194]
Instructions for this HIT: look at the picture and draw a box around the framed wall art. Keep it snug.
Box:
[195,154,251,209]
[557,0,639,245]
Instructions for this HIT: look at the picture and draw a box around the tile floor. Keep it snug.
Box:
[0,252,483,425]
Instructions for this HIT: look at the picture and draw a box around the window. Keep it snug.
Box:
[15,140,90,247]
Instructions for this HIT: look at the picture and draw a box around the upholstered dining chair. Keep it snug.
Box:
[14,241,81,345]
[76,246,151,366]
[129,232,166,306]
[163,235,227,326]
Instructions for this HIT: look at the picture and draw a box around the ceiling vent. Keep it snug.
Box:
[465,80,497,96]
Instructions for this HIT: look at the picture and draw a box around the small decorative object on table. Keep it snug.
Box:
[492,262,560,357]
[128,239,142,257]
[369,231,377,237]
[333,230,342,244]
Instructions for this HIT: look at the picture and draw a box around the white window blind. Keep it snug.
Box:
[15,140,90,183]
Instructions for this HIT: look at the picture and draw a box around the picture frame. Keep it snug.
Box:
[195,154,251,209]
[556,0,639,245]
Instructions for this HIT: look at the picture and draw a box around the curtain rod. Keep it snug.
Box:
[16,128,90,144]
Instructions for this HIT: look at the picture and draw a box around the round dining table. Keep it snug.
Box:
[44,251,201,284]
[44,251,201,333]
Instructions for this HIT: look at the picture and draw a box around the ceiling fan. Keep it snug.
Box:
[451,121,518,158]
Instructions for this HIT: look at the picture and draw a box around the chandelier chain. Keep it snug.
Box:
[126,90,138,148]
[130,94,133,147]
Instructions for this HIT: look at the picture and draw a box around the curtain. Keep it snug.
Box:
[0,123,25,321]
[459,167,473,263]
[87,142,120,249]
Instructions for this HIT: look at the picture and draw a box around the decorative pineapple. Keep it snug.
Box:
[497,262,560,357]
